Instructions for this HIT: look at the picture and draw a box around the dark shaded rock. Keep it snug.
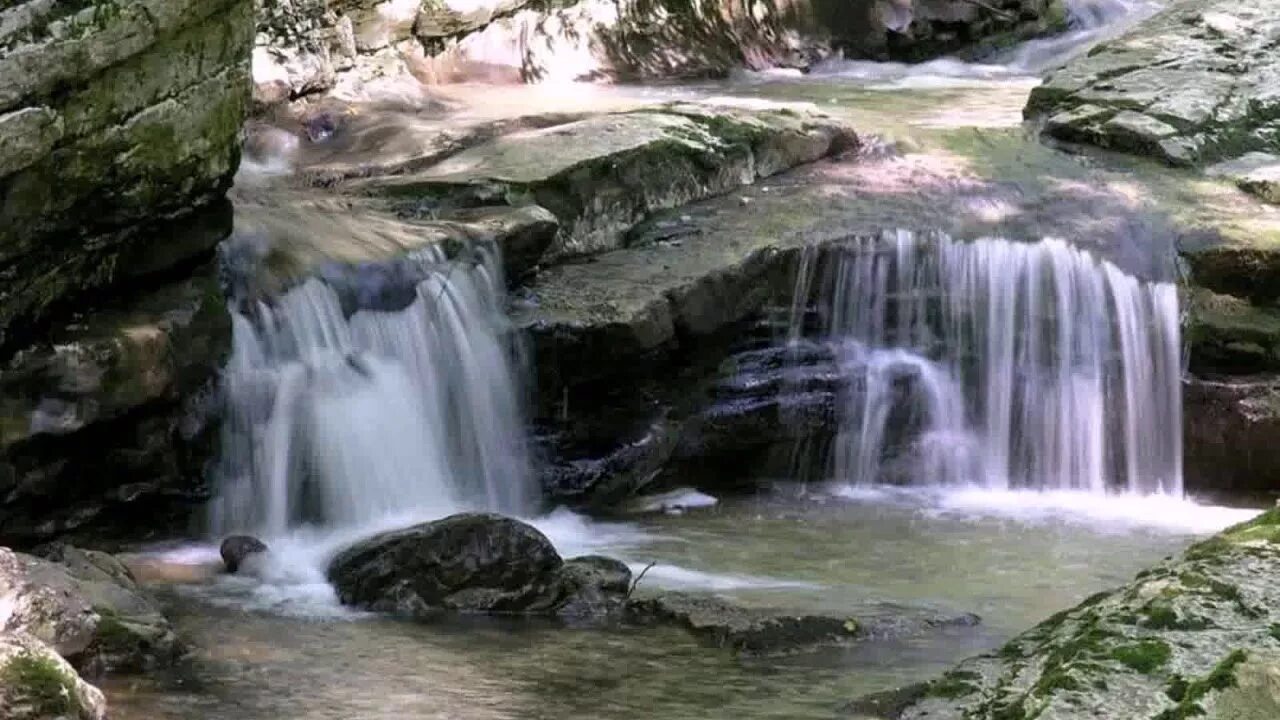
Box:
[840,683,931,719]
[0,263,230,548]
[219,536,268,574]
[328,513,569,616]
[549,555,634,618]
[539,418,683,509]
[1184,376,1280,498]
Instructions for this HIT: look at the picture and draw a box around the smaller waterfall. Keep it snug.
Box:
[792,231,1182,494]
[211,242,533,538]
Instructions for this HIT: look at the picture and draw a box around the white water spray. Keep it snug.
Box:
[794,231,1182,494]
[210,243,533,539]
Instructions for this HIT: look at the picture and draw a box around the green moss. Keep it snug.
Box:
[1,651,82,716]
[1155,650,1248,720]
[928,669,982,699]
[92,606,136,648]
[1110,639,1172,674]
[1141,603,1211,631]
[1269,624,1280,642]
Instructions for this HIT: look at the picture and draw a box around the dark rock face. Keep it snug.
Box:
[1184,377,1280,497]
[328,513,632,617]
[0,264,231,548]
[220,536,269,574]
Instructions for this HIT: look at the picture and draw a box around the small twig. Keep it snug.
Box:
[627,562,657,599]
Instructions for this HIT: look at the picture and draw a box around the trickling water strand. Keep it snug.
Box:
[211,244,533,538]
[793,231,1182,495]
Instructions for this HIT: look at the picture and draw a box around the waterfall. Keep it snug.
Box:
[210,242,533,538]
[792,231,1182,494]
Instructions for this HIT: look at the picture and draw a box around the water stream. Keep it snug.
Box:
[105,1,1274,717]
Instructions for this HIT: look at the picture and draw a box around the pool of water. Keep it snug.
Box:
[102,489,1258,720]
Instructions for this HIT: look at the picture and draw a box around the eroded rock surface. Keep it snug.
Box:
[847,508,1280,719]
[0,631,107,720]
[1027,0,1280,167]
[0,0,252,342]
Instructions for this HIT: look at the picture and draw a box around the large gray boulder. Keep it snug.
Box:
[0,0,252,343]
[0,546,183,676]
[0,631,107,720]
[1027,0,1280,167]
[847,508,1280,719]
[327,513,632,617]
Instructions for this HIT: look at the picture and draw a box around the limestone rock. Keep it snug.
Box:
[328,513,632,617]
[1027,0,1280,166]
[0,631,107,720]
[413,0,532,39]
[1184,377,1280,497]
[363,105,856,260]
[853,508,1280,719]
[0,0,252,342]
[0,546,183,676]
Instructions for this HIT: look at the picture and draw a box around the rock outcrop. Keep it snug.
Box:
[0,546,183,676]
[0,0,252,344]
[1027,0,1280,168]
[846,507,1280,720]
[0,265,230,547]
[327,513,633,617]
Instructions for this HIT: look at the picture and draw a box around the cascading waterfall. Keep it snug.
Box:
[210,242,533,538]
[791,231,1182,494]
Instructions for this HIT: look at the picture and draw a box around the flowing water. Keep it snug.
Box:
[103,0,1278,717]
[791,232,1181,493]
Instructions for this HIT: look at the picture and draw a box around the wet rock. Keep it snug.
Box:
[540,418,683,509]
[1184,376,1280,497]
[1185,288,1280,374]
[360,104,858,260]
[328,513,632,617]
[0,546,183,676]
[0,0,252,342]
[0,630,107,720]
[1027,0,1280,167]
[0,265,230,547]
[627,592,861,655]
[857,507,1280,719]
[220,536,269,574]
[626,592,978,656]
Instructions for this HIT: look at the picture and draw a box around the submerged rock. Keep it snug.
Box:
[0,546,182,676]
[327,513,631,617]
[0,631,107,720]
[220,536,269,574]
[851,508,1280,719]
[627,592,979,657]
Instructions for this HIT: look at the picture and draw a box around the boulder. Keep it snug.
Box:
[1026,0,1280,167]
[220,536,269,574]
[850,508,1280,719]
[1207,153,1280,205]
[0,0,252,343]
[327,513,631,617]
[358,104,858,260]
[0,631,107,720]
[0,264,230,547]
[0,546,182,676]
